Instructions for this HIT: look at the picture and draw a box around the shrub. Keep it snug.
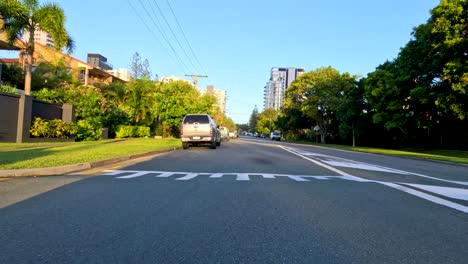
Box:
[76,118,102,141]
[115,125,150,138]
[102,106,131,138]
[0,84,19,95]
[30,117,76,138]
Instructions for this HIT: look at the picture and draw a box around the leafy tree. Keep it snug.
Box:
[102,82,127,107]
[0,0,74,95]
[130,52,143,79]
[0,62,24,89]
[154,80,200,136]
[124,78,155,126]
[31,59,77,91]
[249,106,259,132]
[285,67,356,143]
[337,78,367,146]
[256,108,280,135]
[142,58,152,80]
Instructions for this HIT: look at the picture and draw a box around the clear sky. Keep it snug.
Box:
[1,0,441,124]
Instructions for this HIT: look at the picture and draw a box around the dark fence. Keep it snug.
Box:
[32,99,63,120]
[0,93,20,142]
[0,93,74,142]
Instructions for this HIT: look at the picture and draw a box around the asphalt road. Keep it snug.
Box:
[1,137,467,263]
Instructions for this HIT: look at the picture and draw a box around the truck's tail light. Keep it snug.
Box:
[180,127,183,136]
[210,126,213,135]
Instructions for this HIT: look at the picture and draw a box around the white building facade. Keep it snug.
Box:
[107,68,132,82]
[264,67,304,110]
[199,85,227,114]
[22,28,55,48]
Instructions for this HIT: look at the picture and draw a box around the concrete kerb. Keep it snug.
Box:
[0,147,178,178]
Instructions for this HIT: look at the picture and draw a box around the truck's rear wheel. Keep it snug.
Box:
[210,141,217,149]
[183,142,189,149]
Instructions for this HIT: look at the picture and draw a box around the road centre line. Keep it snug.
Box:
[280,146,468,214]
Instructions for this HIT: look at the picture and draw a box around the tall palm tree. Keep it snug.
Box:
[0,0,73,95]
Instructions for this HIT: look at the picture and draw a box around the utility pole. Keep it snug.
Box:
[185,74,208,88]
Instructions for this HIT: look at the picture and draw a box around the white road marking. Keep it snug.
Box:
[209,173,224,178]
[176,173,199,180]
[236,174,250,181]
[284,147,468,187]
[379,182,468,214]
[400,183,468,201]
[286,175,309,182]
[156,172,175,178]
[281,146,468,214]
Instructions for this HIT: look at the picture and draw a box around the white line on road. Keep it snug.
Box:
[399,183,468,201]
[176,173,199,180]
[236,174,250,181]
[379,182,468,214]
[281,146,468,214]
[285,147,468,187]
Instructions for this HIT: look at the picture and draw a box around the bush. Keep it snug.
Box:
[102,106,131,138]
[76,118,102,141]
[30,117,76,138]
[115,125,150,138]
[0,84,19,95]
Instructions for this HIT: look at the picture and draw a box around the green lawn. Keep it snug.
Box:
[0,138,181,170]
[291,141,468,164]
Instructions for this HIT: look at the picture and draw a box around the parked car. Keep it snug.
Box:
[228,131,238,138]
[180,114,221,149]
[219,126,230,141]
[270,131,281,141]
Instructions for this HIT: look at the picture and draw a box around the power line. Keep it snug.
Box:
[130,0,190,74]
[165,0,207,76]
[149,0,198,73]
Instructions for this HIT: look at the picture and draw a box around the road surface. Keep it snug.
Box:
[1,137,467,263]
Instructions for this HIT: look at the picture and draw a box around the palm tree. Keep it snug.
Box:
[0,0,73,95]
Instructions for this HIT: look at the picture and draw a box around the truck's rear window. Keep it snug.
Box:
[183,115,209,124]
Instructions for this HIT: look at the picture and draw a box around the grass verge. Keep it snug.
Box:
[0,138,181,170]
[287,141,468,164]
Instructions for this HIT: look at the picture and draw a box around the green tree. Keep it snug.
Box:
[125,79,155,126]
[249,106,259,132]
[130,52,143,79]
[286,67,356,143]
[154,80,200,136]
[141,58,152,80]
[256,108,280,135]
[31,59,76,91]
[102,82,127,107]
[0,62,24,89]
[337,78,367,147]
[0,0,74,95]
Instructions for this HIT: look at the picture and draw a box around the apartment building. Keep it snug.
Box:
[199,85,227,113]
[264,67,304,110]
[87,53,113,71]
[107,68,132,82]
[22,28,55,48]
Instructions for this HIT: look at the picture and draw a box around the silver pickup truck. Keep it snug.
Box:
[180,114,221,149]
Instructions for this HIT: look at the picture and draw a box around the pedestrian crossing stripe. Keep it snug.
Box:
[104,170,343,182]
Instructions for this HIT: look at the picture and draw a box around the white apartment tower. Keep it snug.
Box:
[22,28,55,48]
[264,67,304,110]
[199,85,227,113]
[107,68,133,82]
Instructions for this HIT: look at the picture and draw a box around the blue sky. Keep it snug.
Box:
[1,0,441,123]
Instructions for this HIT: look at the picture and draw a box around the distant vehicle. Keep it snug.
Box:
[270,131,281,141]
[180,114,221,149]
[228,131,238,138]
[219,126,230,141]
